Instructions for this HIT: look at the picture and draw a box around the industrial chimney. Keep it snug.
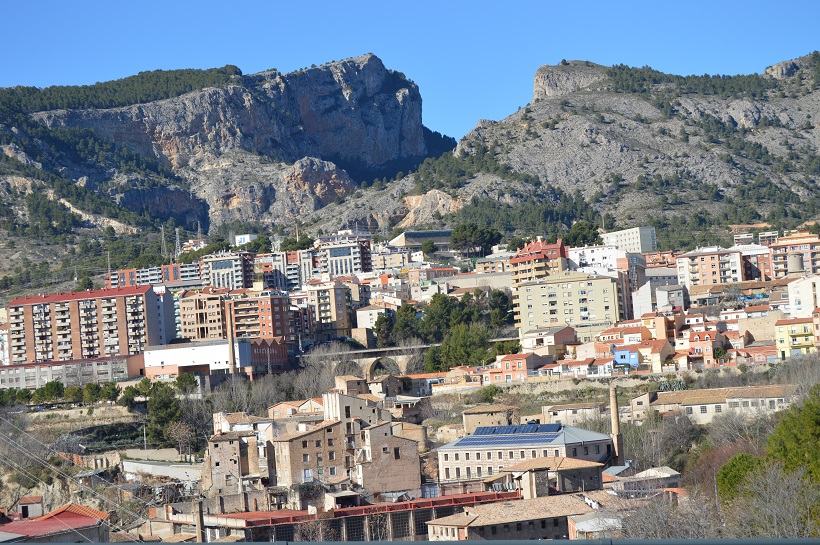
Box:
[609,387,624,466]
[226,300,237,375]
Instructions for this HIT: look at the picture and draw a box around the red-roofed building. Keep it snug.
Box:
[7,286,160,365]
[0,503,109,542]
[510,238,568,287]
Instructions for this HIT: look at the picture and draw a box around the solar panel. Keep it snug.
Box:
[457,433,561,447]
[538,424,562,433]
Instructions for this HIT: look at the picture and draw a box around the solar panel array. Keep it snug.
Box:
[473,423,562,435]
[456,433,562,447]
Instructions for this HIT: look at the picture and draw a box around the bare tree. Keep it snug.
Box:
[166,420,193,457]
[725,462,820,538]
[707,410,776,453]
[620,489,721,539]
[293,342,362,399]
[210,375,254,414]
[396,336,426,375]
[295,518,340,541]
[178,396,214,450]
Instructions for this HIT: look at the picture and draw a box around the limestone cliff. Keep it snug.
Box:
[33,54,427,175]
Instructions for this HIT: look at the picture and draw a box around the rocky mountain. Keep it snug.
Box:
[306,54,820,248]
[2,51,820,258]
[0,54,453,232]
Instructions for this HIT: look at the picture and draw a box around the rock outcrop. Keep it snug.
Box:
[532,60,608,101]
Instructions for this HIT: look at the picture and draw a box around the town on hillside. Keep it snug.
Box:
[1,225,819,541]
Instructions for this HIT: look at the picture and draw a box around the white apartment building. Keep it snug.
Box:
[600,226,656,254]
[200,252,255,290]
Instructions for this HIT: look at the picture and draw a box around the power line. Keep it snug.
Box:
[0,428,148,536]
[0,457,108,543]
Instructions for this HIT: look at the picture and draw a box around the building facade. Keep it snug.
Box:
[7,286,161,365]
[600,226,657,254]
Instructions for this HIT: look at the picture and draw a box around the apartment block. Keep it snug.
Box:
[509,239,568,288]
[107,262,203,288]
[178,288,228,341]
[7,286,161,365]
[178,288,291,342]
[601,226,656,254]
[306,281,354,341]
[316,233,373,278]
[228,290,290,339]
[675,247,744,288]
[769,231,820,279]
[514,272,622,340]
[775,317,816,360]
[567,245,646,289]
[732,243,774,281]
[200,252,255,289]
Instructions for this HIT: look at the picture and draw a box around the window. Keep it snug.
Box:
[466,452,470,460]
[520,450,525,459]
[394,447,400,460]
[382,446,389,454]
[329,467,337,476]
[444,454,449,461]
[498,451,503,459]
[487,452,492,459]
[315,440,321,447]
[329,451,336,461]
[584,446,589,455]
[303,454,309,462]
[686,406,693,415]
[456,468,461,478]
[509,451,514,459]
[477,467,482,477]
[700,406,708,414]
[445,468,450,479]
[715,405,722,413]
[466,467,471,478]
[571,448,577,456]
[301,440,308,448]
[455,453,459,461]
[487,467,493,475]
[327,438,334,447]
[476,452,481,460]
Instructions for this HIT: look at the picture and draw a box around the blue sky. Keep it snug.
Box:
[2,1,819,139]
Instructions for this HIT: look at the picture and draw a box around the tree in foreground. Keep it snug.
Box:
[767,383,820,480]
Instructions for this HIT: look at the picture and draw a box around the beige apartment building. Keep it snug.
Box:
[178,288,290,342]
[513,272,622,339]
[675,247,744,288]
[179,288,228,341]
[7,286,161,364]
[306,281,354,341]
[769,231,820,278]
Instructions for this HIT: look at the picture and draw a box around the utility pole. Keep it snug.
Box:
[161,226,168,259]
[175,227,182,260]
[143,422,147,450]
[107,252,111,284]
